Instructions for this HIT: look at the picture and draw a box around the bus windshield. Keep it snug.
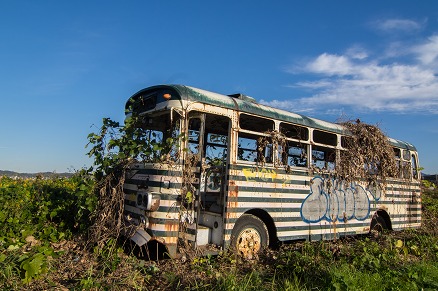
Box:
[133,111,181,162]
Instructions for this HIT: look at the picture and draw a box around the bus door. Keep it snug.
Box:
[198,114,230,246]
[178,112,204,249]
[407,153,420,225]
[180,112,229,248]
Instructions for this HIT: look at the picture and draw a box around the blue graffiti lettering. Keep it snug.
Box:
[300,176,378,223]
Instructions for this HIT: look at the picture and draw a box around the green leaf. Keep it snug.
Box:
[0,254,7,262]
[186,191,193,203]
[50,210,58,219]
[21,253,45,282]
[7,244,20,251]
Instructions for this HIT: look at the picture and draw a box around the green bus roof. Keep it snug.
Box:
[126,84,417,151]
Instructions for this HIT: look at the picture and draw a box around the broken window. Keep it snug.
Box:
[237,133,273,163]
[312,146,336,170]
[188,118,201,155]
[239,113,274,132]
[204,114,229,165]
[281,142,307,167]
[238,134,258,162]
[238,113,274,163]
[134,111,181,162]
[280,122,309,141]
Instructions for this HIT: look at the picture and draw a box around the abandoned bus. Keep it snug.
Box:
[122,84,421,258]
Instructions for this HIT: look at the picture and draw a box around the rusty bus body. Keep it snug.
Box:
[122,84,421,257]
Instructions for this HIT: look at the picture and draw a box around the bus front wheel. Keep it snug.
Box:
[370,214,388,235]
[231,214,269,259]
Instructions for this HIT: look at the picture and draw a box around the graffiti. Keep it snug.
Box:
[242,168,278,182]
[300,176,382,223]
[206,170,221,192]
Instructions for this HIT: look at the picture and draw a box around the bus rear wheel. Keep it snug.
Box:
[231,214,269,259]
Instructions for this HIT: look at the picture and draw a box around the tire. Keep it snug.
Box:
[370,214,387,234]
[230,214,269,259]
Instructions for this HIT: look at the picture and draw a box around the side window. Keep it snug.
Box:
[402,161,412,179]
[402,150,412,179]
[411,154,418,179]
[188,118,201,154]
[313,130,337,146]
[341,136,354,149]
[393,148,402,178]
[240,114,273,132]
[280,123,309,141]
[394,148,401,159]
[238,114,274,163]
[237,133,273,163]
[312,146,336,170]
[283,142,307,167]
[403,150,411,160]
[238,134,258,162]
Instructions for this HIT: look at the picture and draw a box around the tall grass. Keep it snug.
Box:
[1,178,437,290]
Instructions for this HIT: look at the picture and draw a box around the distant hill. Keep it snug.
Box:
[0,170,74,179]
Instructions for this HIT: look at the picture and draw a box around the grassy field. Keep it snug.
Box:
[1,176,437,290]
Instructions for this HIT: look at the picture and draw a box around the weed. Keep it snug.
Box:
[1,178,437,290]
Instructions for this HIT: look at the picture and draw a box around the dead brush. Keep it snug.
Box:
[337,120,398,186]
[87,162,132,250]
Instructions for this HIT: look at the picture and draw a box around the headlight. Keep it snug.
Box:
[136,192,161,211]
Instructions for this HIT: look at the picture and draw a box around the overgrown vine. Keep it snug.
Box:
[86,117,140,248]
[86,114,182,248]
[86,112,199,252]
[256,120,399,192]
[337,120,398,187]
[256,130,288,170]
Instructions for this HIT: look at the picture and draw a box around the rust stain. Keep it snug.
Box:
[228,180,239,197]
[227,180,239,219]
[164,220,180,232]
[150,194,160,211]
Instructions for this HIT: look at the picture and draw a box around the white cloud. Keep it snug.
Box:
[374,18,423,33]
[412,35,438,66]
[345,45,368,60]
[270,35,438,114]
[289,80,332,89]
[304,53,354,76]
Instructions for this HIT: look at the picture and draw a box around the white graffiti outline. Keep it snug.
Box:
[300,176,381,223]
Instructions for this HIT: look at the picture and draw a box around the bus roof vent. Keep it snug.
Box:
[227,93,257,103]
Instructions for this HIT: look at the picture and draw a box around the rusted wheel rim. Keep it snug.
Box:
[236,227,261,259]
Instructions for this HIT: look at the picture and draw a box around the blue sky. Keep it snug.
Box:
[1,1,438,174]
